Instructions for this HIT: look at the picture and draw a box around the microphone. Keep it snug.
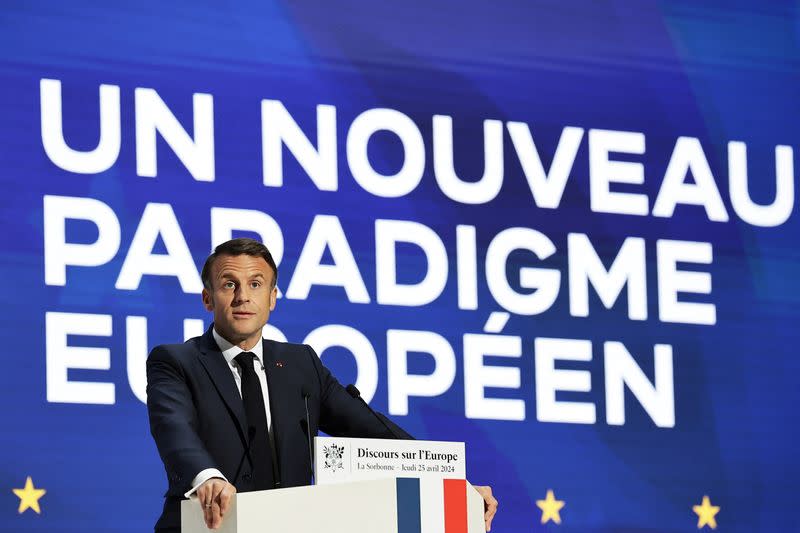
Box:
[233,426,257,486]
[300,384,315,483]
[345,384,407,439]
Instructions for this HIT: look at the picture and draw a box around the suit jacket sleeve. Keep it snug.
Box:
[304,345,413,440]
[146,345,217,495]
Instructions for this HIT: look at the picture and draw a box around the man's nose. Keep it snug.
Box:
[233,284,250,302]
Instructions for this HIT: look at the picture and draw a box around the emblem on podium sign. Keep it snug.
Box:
[323,443,345,472]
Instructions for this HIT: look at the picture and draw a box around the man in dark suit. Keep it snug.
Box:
[146,238,497,532]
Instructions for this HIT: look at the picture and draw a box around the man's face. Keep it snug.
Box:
[202,254,277,349]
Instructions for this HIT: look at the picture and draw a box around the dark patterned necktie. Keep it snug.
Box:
[234,352,275,490]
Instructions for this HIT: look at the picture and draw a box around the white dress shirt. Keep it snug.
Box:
[184,328,275,498]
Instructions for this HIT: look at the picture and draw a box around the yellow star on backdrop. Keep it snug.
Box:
[536,489,565,525]
[693,495,720,529]
[13,476,46,514]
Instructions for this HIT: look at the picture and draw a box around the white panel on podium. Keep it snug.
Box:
[467,481,486,533]
[181,478,485,533]
[182,478,400,533]
[181,438,485,533]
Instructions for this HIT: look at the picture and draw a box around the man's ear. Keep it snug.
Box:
[202,287,213,311]
[269,285,277,311]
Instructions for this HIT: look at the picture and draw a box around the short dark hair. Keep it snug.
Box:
[201,238,278,289]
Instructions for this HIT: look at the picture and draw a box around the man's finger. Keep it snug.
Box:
[473,486,498,532]
[485,501,497,532]
[485,497,498,519]
[484,495,498,518]
[211,482,225,506]
[199,483,215,505]
[196,483,216,528]
[218,484,235,516]
[208,500,221,529]
[202,498,213,529]
[485,506,497,532]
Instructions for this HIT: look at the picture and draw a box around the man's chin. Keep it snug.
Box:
[230,325,263,342]
[216,325,259,345]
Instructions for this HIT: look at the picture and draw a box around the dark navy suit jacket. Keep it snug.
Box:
[146,326,411,532]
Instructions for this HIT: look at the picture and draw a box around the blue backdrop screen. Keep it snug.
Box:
[1,2,798,531]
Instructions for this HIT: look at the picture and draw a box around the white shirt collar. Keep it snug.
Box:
[212,327,265,368]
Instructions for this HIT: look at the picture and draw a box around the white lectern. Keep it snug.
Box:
[181,477,485,533]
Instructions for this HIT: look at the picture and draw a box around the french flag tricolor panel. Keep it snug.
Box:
[396,478,479,533]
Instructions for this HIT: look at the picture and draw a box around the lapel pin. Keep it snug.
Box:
[276,361,284,368]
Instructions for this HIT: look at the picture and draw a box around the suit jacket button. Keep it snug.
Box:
[243,473,252,481]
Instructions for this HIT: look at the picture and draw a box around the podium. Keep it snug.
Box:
[181,477,485,533]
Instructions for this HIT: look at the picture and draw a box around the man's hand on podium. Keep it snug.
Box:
[474,485,498,531]
[196,478,236,530]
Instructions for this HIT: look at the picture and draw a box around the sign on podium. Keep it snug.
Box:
[181,438,484,533]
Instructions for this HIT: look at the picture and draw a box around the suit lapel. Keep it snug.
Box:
[261,339,294,473]
[197,327,248,441]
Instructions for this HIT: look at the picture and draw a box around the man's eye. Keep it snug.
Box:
[223,281,235,289]
[250,281,261,289]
